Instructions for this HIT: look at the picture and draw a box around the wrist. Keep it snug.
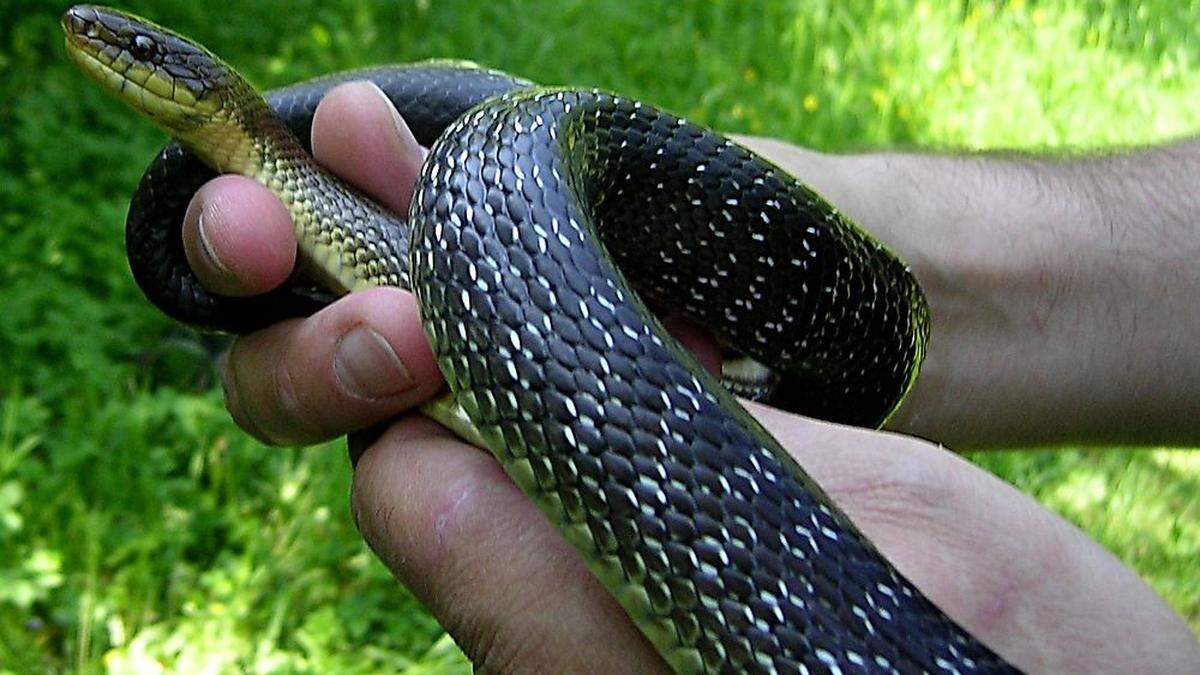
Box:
[736,135,1200,447]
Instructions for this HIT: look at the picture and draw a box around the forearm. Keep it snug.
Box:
[737,136,1200,448]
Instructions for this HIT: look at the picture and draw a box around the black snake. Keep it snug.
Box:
[64,4,1017,672]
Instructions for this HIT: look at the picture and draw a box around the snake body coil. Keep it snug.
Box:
[65,5,1017,673]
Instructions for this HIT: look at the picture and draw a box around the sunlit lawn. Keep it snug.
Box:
[1,0,1196,671]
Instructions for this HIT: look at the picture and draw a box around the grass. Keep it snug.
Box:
[1,0,1197,671]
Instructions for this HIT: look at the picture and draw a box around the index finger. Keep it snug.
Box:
[182,174,297,297]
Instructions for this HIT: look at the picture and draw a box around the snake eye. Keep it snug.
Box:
[130,34,157,60]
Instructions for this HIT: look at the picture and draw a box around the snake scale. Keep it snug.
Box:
[64,5,1018,673]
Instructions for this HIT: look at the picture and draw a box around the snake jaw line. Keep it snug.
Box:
[63,5,245,143]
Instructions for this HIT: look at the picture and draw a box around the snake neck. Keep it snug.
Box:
[180,81,414,298]
[243,107,412,295]
[179,102,276,177]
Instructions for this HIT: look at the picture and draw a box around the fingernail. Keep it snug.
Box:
[368,83,405,138]
[194,206,232,276]
[368,83,427,161]
[334,325,413,399]
[199,210,229,273]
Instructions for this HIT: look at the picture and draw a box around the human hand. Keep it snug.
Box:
[182,81,1200,673]
[727,137,1200,449]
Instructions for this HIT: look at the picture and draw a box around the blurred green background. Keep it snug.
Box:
[2,0,1198,671]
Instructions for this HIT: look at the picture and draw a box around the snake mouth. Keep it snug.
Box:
[63,5,221,130]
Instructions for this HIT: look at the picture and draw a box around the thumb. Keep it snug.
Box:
[311,80,429,213]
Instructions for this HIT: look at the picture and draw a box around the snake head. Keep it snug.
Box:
[63,5,268,169]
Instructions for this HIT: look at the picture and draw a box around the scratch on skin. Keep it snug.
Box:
[434,482,479,548]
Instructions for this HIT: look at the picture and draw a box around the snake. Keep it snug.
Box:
[63,5,1019,673]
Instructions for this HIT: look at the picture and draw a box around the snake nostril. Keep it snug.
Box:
[61,6,94,37]
[62,10,81,35]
